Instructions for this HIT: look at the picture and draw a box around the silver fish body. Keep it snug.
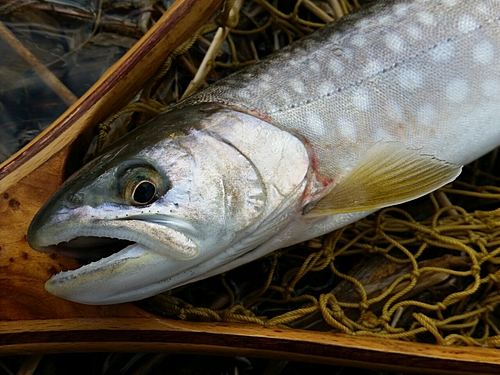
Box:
[28,0,500,304]
[186,0,500,172]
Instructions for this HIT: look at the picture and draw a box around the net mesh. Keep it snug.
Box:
[95,0,500,346]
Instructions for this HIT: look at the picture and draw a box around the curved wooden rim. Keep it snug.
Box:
[0,318,499,374]
[0,0,224,191]
[1,2,500,373]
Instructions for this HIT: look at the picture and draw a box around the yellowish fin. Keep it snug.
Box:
[305,142,462,217]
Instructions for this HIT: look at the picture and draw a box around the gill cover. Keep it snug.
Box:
[28,105,311,304]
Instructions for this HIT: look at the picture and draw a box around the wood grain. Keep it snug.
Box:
[1,318,500,375]
[0,150,152,320]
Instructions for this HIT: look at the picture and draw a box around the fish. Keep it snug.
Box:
[28,0,500,304]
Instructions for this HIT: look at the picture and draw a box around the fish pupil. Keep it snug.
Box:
[133,181,156,204]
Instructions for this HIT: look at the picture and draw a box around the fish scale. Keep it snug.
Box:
[27,0,500,304]
[184,0,500,178]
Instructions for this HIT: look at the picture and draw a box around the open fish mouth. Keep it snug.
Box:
[26,216,203,304]
[28,217,200,271]
[36,236,136,263]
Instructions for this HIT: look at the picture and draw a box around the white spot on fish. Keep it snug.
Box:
[308,60,321,73]
[259,81,271,92]
[417,11,436,26]
[393,3,409,16]
[351,88,372,111]
[481,79,500,97]
[417,103,436,126]
[363,60,384,77]
[307,112,326,136]
[318,82,333,96]
[278,91,292,105]
[337,116,356,141]
[374,127,390,143]
[429,41,455,61]
[290,79,304,94]
[350,34,366,47]
[398,68,423,91]
[473,40,495,65]
[260,74,272,82]
[238,89,252,99]
[442,0,459,6]
[446,78,469,103]
[458,15,479,33]
[339,48,353,62]
[356,19,372,32]
[406,24,423,40]
[329,58,344,74]
[385,33,406,53]
[386,99,404,123]
[378,15,393,26]
[476,3,490,15]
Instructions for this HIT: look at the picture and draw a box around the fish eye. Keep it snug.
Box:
[118,163,168,206]
[132,180,156,204]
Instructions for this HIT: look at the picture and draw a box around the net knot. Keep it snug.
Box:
[435,302,447,311]
[411,269,421,278]
[471,264,482,275]
[358,302,369,310]
[380,313,391,323]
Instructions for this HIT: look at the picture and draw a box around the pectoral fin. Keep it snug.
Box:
[305,142,462,217]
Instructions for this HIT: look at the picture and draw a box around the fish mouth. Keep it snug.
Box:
[28,217,200,273]
[36,236,136,263]
[27,216,202,304]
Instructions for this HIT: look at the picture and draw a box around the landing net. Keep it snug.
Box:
[95,0,500,346]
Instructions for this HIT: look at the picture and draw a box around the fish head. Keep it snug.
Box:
[28,105,312,304]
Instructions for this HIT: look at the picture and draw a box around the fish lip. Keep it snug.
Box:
[29,216,199,265]
[44,242,156,304]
